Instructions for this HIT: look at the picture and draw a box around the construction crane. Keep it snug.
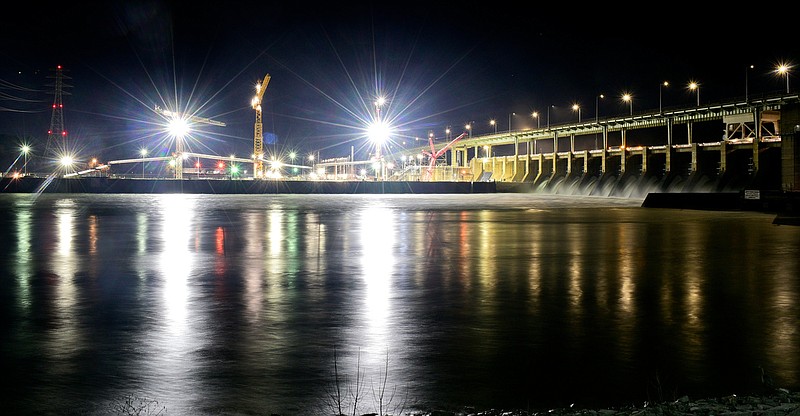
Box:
[251,73,271,178]
[422,132,467,181]
[154,105,226,179]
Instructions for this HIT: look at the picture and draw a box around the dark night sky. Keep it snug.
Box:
[1,1,798,163]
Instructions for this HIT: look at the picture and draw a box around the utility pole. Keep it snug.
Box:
[46,65,72,161]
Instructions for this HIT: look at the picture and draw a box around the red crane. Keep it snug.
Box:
[421,132,467,181]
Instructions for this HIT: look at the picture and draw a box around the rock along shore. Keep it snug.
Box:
[410,389,800,416]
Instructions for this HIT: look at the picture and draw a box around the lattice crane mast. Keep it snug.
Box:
[154,105,226,179]
[251,74,271,178]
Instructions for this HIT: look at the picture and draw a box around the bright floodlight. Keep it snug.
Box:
[368,120,392,144]
[60,155,74,167]
[168,117,190,137]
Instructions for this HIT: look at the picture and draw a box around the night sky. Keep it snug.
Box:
[1,2,798,163]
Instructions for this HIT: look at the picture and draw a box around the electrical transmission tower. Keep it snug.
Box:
[45,65,72,160]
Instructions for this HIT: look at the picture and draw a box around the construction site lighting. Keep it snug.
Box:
[168,117,189,137]
[368,120,392,144]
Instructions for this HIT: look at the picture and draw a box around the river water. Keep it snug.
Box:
[1,192,798,415]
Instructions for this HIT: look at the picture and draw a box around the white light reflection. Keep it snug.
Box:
[47,199,81,371]
[14,205,33,309]
[159,195,194,333]
[268,209,283,258]
[57,201,75,255]
[304,212,327,278]
[359,204,395,348]
[265,208,287,304]
[137,212,148,255]
[243,211,264,323]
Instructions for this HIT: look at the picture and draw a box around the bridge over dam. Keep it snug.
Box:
[376,93,800,199]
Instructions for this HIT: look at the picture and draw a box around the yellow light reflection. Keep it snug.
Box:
[88,215,98,255]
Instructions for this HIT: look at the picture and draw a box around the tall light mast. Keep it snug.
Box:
[154,105,226,179]
[251,74,271,178]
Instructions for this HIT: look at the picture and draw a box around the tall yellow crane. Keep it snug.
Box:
[251,73,271,178]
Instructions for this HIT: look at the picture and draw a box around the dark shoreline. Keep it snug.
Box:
[419,389,800,415]
[3,176,799,224]
[0,176,496,194]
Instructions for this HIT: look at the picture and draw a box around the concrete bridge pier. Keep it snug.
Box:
[781,103,800,191]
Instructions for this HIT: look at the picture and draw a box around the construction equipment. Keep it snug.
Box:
[154,105,226,179]
[422,132,467,181]
[251,74,271,178]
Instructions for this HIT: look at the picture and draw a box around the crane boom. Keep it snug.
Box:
[255,74,271,103]
[154,105,226,126]
[252,73,271,178]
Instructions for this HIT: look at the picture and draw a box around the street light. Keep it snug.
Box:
[465,122,472,138]
[140,148,148,178]
[571,103,581,123]
[595,94,604,123]
[530,112,540,153]
[746,64,754,102]
[776,64,791,93]
[688,81,700,106]
[508,112,516,132]
[659,81,669,113]
[622,93,633,115]
[21,145,30,176]
[490,119,497,133]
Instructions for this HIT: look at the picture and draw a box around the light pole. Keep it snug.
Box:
[777,64,791,93]
[622,93,633,115]
[746,64,754,102]
[374,96,386,181]
[465,122,472,138]
[490,119,497,133]
[571,103,581,123]
[140,148,148,178]
[547,105,554,129]
[659,81,669,113]
[508,112,516,132]
[689,81,700,106]
[595,94,604,123]
[21,145,30,176]
[530,112,541,153]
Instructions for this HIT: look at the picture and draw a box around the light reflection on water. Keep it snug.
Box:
[1,193,798,415]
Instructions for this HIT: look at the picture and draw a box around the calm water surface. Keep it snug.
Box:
[1,193,798,415]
